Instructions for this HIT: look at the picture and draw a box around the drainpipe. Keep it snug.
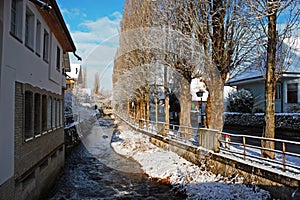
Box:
[73,52,82,61]
[29,0,52,10]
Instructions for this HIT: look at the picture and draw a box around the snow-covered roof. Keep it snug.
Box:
[66,63,81,79]
[227,37,300,85]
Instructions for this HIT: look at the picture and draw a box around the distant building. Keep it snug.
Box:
[66,63,83,91]
[0,0,78,199]
[226,38,300,113]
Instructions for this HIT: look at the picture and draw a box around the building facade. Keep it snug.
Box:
[226,38,300,113]
[0,0,77,199]
[66,63,83,91]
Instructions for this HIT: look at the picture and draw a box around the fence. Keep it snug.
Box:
[117,114,300,175]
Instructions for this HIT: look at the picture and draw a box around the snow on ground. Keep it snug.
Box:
[111,124,270,200]
[224,143,300,179]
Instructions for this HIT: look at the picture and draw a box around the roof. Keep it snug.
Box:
[34,0,76,53]
[66,64,81,79]
[227,37,300,85]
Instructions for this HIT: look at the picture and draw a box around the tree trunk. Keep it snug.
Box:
[164,66,169,135]
[205,80,224,132]
[262,0,277,159]
[179,78,191,138]
[205,0,225,132]
[127,99,131,117]
[145,90,150,127]
[164,95,169,136]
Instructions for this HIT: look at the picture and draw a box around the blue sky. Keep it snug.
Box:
[57,0,125,91]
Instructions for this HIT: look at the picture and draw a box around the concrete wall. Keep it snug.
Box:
[14,144,65,200]
[0,66,15,186]
[0,1,66,199]
[2,1,63,95]
[0,0,14,188]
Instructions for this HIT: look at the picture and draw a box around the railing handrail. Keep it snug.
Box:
[222,131,300,145]
[115,113,300,174]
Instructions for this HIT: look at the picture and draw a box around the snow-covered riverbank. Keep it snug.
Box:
[111,124,270,200]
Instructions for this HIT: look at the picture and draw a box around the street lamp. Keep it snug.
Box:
[196,90,204,127]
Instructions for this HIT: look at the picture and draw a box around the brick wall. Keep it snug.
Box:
[14,82,65,200]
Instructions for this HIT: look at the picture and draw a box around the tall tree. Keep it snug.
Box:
[247,0,300,158]
[93,72,100,95]
[187,0,255,131]
[114,0,256,133]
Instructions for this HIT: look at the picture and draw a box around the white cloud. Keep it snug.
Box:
[61,8,87,20]
[70,12,123,91]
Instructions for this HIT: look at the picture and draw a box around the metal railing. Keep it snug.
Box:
[219,132,300,174]
[116,114,300,175]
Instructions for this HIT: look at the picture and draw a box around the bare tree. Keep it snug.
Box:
[246,0,300,158]
[82,67,87,88]
[93,72,100,95]
[167,0,257,131]
[114,0,257,134]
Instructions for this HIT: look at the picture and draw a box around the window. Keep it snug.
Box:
[56,100,59,127]
[276,84,281,100]
[25,7,34,49]
[52,98,56,128]
[59,100,62,126]
[34,93,41,135]
[42,95,47,132]
[43,30,49,62]
[25,91,33,139]
[287,83,298,103]
[36,20,41,55]
[47,96,52,129]
[10,0,23,40]
[56,46,61,71]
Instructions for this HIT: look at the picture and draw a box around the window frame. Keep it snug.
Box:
[287,83,298,103]
[10,0,23,41]
[56,46,61,71]
[34,93,41,136]
[43,29,49,62]
[35,20,41,56]
[52,98,56,128]
[25,6,35,50]
[41,94,47,132]
[25,91,34,140]
[47,96,52,130]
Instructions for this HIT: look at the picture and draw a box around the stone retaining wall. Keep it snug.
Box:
[76,116,97,137]
[116,114,300,199]
[149,136,300,199]
[224,112,300,132]
[64,116,97,155]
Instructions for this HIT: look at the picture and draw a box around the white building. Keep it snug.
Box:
[0,0,79,199]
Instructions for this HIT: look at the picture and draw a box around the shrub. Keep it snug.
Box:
[227,89,254,113]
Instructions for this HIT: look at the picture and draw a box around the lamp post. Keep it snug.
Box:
[196,90,204,128]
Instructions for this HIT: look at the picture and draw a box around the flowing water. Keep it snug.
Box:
[44,118,185,199]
